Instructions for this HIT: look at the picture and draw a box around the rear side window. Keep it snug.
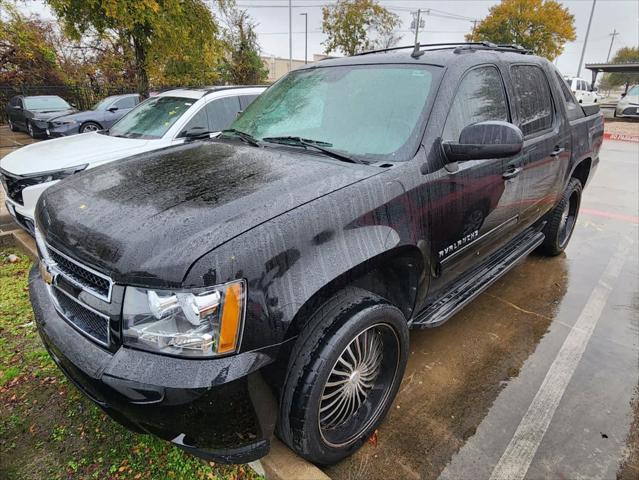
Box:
[554,71,584,121]
[206,97,241,132]
[239,95,258,111]
[114,96,137,109]
[511,65,554,136]
[442,66,509,142]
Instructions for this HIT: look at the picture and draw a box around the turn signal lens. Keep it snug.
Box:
[219,282,243,354]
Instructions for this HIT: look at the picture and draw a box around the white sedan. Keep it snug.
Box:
[1,86,265,234]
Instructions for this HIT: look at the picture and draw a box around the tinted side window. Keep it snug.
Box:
[442,66,509,142]
[511,65,554,136]
[114,96,137,109]
[554,72,584,121]
[239,95,259,111]
[206,97,241,132]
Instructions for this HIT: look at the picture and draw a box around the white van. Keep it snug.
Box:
[565,77,597,105]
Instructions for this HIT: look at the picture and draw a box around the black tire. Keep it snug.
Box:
[278,287,409,465]
[27,120,36,138]
[8,118,18,132]
[539,178,582,256]
[80,121,102,133]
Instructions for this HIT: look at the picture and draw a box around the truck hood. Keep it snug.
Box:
[0,132,151,175]
[37,141,381,286]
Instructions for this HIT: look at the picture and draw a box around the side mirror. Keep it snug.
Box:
[621,92,627,98]
[12,105,22,110]
[107,106,119,112]
[442,121,524,162]
[180,126,209,140]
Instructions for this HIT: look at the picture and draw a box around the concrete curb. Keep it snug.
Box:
[0,228,329,480]
[253,439,331,480]
[0,228,37,260]
[603,132,639,143]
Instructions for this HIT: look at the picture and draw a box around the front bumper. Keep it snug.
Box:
[47,122,80,138]
[29,266,279,464]
[3,180,57,235]
[615,105,639,118]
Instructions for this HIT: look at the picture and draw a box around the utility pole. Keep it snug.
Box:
[577,0,597,77]
[288,0,292,71]
[607,29,619,62]
[472,19,478,37]
[300,12,308,64]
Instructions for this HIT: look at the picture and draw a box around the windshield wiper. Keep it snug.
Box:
[261,136,365,164]
[221,129,261,147]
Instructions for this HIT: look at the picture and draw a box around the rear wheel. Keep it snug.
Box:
[278,288,408,465]
[539,178,582,256]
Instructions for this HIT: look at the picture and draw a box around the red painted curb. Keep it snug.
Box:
[603,132,639,143]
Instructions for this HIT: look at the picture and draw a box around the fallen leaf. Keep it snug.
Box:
[368,429,379,447]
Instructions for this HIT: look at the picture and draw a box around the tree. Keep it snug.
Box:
[0,5,66,86]
[321,0,401,56]
[466,0,576,61]
[46,0,222,96]
[605,47,639,93]
[217,0,267,85]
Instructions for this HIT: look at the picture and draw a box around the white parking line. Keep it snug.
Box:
[489,238,631,480]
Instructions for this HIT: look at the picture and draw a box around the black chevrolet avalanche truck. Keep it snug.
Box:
[30,43,603,465]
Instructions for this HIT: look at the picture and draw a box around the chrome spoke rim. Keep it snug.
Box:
[319,327,384,431]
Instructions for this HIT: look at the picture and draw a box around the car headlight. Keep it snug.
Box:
[31,164,88,184]
[53,120,77,126]
[122,280,246,357]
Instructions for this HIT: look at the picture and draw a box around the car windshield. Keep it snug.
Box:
[23,96,71,111]
[107,96,195,139]
[627,85,639,96]
[92,97,116,110]
[230,64,439,162]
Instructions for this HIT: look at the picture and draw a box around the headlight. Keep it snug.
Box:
[31,164,88,184]
[122,280,246,357]
[53,120,77,126]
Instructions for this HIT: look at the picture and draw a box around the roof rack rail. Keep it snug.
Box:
[354,42,531,57]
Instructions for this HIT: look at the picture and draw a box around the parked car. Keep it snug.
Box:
[0,86,265,234]
[46,93,141,137]
[565,77,598,105]
[30,44,602,466]
[615,84,639,118]
[6,95,77,138]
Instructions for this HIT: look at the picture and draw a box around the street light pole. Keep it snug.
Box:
[577,0,597,77]
[288,0,292,71]
[300,12,308,64]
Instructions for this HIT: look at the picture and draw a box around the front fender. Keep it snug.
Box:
[183,173,418,352]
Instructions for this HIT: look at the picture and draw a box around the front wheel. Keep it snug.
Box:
[539,178,582,256]
[80,121,101,133]
[27,120,35,138]
[8,118,18,132]
[278,288,408,465]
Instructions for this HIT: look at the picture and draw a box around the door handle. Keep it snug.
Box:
[502,166,522,180]
[550,147,565,157]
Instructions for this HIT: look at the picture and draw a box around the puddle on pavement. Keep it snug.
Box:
[324,253,568,480]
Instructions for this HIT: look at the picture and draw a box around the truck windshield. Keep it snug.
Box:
[107,96,194,139]
[231,64,440,162]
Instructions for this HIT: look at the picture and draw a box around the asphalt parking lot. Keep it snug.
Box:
[1,124,638,480]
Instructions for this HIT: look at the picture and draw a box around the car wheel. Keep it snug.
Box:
[80,121,102,133]
[27,120,35,138]
[539,178,582,256]
[278,287,409,465]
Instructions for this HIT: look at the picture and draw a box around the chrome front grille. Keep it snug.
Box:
[51,287,110,347]
[46,244,113,302]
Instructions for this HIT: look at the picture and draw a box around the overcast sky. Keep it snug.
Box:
[16,0,639,77]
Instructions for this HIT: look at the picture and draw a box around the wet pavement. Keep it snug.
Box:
[325,140,638,480]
